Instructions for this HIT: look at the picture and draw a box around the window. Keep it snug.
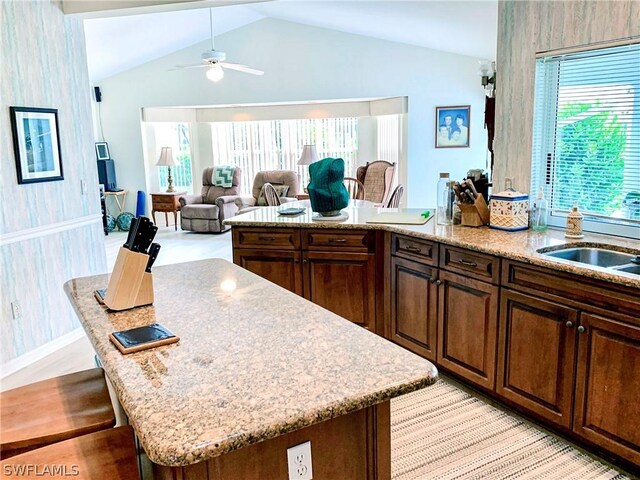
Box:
[156,123,194,193]
[531,42,640,238]
[210,118,359,193]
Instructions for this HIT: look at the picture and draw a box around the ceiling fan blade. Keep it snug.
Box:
[169,64,209,71]
[220,62,264,76]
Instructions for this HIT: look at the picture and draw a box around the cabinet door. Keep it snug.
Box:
[497,290,578,427]
[233,249,303,296]
[437,270,499,390]
[574,313,640,465]
[303,251,376,331]
[390,257,438,361]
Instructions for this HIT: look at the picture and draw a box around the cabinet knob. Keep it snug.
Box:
[566,321,573,328]
[577,325,586,334]
[430,278,437,284]
[302,259,308,264]
[436,280,442,286]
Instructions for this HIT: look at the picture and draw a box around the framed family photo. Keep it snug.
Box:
[10,106,64,184]
[435,105,470,148]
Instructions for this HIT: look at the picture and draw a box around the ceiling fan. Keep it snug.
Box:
[171,8,264,82]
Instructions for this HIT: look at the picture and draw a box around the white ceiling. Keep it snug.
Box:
[84,1,498,82]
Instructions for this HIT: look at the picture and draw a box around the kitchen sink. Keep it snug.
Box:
[538,245,640,276]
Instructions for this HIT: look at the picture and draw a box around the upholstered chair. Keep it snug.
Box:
[179,167,242,233]
[356,160,396,204]
[233,170,300,214]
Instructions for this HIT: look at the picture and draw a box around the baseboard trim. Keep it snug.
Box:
[0,327,87,379]
[0,214,102,246]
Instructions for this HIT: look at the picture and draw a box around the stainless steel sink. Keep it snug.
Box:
[542,247,633,267]
[538,245,640,276]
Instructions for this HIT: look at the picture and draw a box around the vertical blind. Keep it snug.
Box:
[531,42,640,229]
[210,118,359,193]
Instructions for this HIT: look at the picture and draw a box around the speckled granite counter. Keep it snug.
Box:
[64,259,438,467]
[224,202,640,289]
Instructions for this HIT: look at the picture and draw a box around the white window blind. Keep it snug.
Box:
[210,118,359,194]
[531,42,640,237]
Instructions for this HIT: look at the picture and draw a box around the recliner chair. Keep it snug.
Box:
[179,167,242,233]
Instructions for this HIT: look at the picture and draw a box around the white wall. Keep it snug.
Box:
[97,18,489,209]
[1,1,106,366]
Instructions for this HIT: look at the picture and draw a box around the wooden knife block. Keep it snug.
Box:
[102,247,154,311]
[458,194,490,227]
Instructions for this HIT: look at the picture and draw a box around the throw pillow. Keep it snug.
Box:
[257,184,289,206]
[212,166,235,187]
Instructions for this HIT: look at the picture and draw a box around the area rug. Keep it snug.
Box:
[391,380,630,480]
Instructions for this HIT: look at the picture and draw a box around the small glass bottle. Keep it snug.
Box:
[530,189,548,231]
[437,173,453,225]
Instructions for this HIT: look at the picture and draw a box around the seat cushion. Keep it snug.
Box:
[181,204,219,220]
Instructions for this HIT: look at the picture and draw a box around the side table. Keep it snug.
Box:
[150,192,186,231]
[104,190,128,217]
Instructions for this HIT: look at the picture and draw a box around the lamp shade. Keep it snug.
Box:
[156,147,179,167]
[298,145,319,166]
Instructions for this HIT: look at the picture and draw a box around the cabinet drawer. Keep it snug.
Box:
[303,230,373,252]
[440,245,499,284]
[391,234,438,266]
[153,200,179,209]
[502,260,640,322]
[232,228,301,250]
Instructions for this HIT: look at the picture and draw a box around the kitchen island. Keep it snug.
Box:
[64,259,438,479]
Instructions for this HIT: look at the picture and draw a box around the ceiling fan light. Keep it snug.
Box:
[206,64,224,82]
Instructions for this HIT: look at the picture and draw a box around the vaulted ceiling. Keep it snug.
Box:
[84,1,498,82]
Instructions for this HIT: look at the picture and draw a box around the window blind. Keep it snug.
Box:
[210,118,359,194]
[531,42,640,235]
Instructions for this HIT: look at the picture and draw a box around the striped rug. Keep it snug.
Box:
[391,380,631,480]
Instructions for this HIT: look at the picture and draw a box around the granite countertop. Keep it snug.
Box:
[64,259,438,467]
[224,202,640,289]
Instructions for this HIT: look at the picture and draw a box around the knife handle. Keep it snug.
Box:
[145,243,161,273]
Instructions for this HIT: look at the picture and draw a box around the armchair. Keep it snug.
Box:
[179,167,242,233]
[234,170,300,214]
[356,160,396,204]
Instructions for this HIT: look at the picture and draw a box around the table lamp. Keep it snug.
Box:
[156,147,180,193]
[298,145,319,193]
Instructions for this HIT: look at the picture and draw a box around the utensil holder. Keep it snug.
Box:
[458,194,490,227]
[101,247,154,311]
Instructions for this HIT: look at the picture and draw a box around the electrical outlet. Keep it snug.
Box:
[287,441,312,480]
[11,301,21,320]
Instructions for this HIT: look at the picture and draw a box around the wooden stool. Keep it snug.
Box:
[1,368,116,458]
[0,426,139,479]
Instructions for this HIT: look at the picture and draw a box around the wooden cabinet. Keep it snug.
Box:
[437,270,499,390]
[233,249,303,295]
[390,257,438,361]
[573,313,640,465]
[233,228,378,332]
[497,290,578,428]
[151,192,186,231]
[303,251,376,330]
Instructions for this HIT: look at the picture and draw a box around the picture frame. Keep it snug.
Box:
[435,105,470,148]
[10,106,64,184]
[95,141,110,160]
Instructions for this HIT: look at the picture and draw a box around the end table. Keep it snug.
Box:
[150,191,186,231]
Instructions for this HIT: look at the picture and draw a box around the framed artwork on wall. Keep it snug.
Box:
[435,105,470,148]
[95,141,110,160]
[10,106,64,184]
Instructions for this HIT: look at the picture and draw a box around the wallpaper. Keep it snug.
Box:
[0,0,107,364]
